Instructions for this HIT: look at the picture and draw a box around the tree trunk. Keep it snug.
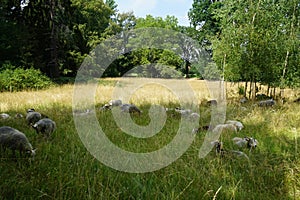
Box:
[48,0,59,78]
[185,60,191,78]
[245,81,248,97]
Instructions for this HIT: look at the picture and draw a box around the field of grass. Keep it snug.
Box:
[0,78,299,199]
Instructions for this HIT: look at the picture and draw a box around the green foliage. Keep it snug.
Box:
[0,67,53,92]
[207,0,300,88]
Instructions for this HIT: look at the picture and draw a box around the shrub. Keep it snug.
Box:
[0,67,53,92]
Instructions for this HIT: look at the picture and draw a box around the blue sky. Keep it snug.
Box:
[116,0,193,26]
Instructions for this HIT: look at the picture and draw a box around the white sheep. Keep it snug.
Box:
[212,124,237,134]
[226,120,244,131]
[109,99,122,107]
[73,109,95,116]
[32,118,56,137]
[0,113,10,119]
[26,108,42,125]
[232,137,258,150]
[0,126,36,158]
[175,107,192,116]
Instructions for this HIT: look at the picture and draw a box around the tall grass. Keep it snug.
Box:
[0,78,299,199]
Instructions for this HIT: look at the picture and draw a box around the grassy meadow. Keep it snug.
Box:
[0,78,299,199]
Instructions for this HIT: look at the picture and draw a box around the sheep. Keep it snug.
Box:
[73,109,94,116]
[258,99,275,107]
[14,113,24,118]
[32,118,56,137]
[192,125,211,134]
[226,120,244,131]
[26,108,42,125]
[232,137,258,150]
[175,107,192,116]
[239,96,248,104]
[211,140,249,159]
[109,99,122,107]
[207,99,217,106]
[120,104,142,114]
[211,140,225,155]
[100,104,111,111]
[0,113,10,119]
[212,124,237,134]
[0,126,36,158]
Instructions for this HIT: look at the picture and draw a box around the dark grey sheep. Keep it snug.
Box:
[32,118,56,137]
[120,104,142,114]
[26,108,42,125]
[0,126,36,158]
[258,99,275,107]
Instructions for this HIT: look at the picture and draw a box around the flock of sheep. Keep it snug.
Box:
[98,98,259,159]
[0,95,277,161]
[0,109,56,159]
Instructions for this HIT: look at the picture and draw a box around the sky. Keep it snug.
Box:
[116,0,194,26]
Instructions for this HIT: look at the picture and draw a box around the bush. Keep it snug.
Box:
[0,67,53,92]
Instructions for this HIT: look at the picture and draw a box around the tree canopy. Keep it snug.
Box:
[0,0,299,92]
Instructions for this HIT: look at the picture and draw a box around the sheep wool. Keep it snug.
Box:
[33,118,56,137]
[0,126,36,157]
[26,109,42,125]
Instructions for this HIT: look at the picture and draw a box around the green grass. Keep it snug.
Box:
[0,79,299,199]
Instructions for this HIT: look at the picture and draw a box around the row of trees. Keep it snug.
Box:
[0,0,299,92]
[189,0,300,96]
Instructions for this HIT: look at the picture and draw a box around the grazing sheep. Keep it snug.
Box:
[109,99,122,107]
[100,104,111,111]
[226,120,244,131]
[0,126,36,158]
[239,96,248,104]
[14,113,24,118]
[120,104,142,114]
[232,137,258,150]
[26,109,42,125]
[32,118,56,137]
[211,140,249,159]
[207,99,217,106]
[73,109,94,116]
[192,125,211,134]
[256,93,271,100]
[258,99,275,107]
[211,140,225,155]
[175,107,192,116]
[0,113,10,119]
[212,124,237,134]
